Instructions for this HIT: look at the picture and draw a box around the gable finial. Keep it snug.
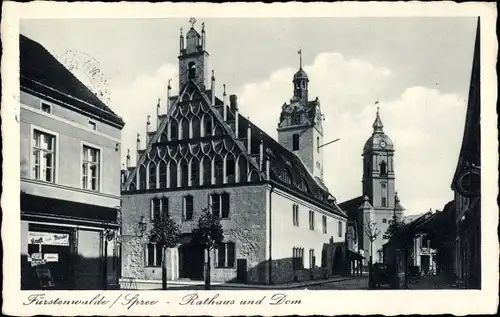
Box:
[223,84,226,95]
[189,17,197,29]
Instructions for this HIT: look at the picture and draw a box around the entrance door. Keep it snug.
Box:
[421,255,430,274]
[236,259,247,282]
[179,244,204,280]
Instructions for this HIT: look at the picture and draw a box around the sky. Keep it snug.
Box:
[20,17,478,216]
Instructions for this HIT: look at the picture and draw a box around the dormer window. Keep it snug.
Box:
[279,169,291,184]
[41,102,51,114]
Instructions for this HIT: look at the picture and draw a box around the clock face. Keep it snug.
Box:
[379,140,386,148]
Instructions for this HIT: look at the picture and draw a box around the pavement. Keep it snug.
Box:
[129,275,364,290]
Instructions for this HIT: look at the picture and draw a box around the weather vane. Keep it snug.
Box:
[189,17,197,28]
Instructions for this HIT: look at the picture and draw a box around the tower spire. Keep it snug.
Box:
[372,106,384,133]
[298,48,303,69]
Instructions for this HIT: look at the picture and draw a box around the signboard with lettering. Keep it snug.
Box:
[28,231,70,246]
[44,253,59,262]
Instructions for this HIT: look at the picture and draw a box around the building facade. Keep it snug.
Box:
[20,35,125,290]
[120,21,348,287]
[339,109,405,264]
[450,19,481,289]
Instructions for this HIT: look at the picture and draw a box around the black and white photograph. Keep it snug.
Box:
[1,2,498,316]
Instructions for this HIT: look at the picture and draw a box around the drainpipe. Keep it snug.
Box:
[268,184,274,285]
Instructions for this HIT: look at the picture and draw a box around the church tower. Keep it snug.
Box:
[362,108,396,210]
[178,18,209,90]
[277,50,324,180]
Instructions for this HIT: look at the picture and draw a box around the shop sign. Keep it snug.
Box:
[30,258,47,267]
[44,253,59,262]
[29,231,70,246]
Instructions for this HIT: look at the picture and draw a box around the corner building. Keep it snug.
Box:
[19,35,125,290]
[120,22,347,286]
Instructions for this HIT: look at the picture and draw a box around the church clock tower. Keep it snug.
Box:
[362,108,396,210]
[277,50,324,180]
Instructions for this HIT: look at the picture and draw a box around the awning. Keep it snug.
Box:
[21,192,119,227]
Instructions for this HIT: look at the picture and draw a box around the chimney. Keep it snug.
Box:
[247,120,252,154]
[211,70,216,106]
[126,149,131,168]
[223,84,228,121]
[230,94,238,112]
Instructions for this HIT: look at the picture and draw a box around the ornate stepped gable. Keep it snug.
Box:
[122,33,344,217]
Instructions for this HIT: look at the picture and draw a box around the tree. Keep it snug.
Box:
[149,213,181,290]
[191,208,224,290]
[364,216,381,289]
[384,215,406,241]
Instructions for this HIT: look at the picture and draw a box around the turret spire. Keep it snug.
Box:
[298,48,303,69]
[372,106,384,134]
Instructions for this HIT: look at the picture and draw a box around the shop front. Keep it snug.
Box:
[21,192,121,290]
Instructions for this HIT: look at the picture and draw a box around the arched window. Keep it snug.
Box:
[160,131,168,143]
[226,154,235,184]
[279,169,291,184]
[188,61,196,79]
[202,156,211,185]
[180,159,189,188]
[237,155,247,183]
[139,165,147,190]
[190,158,199,186]
[380,161,387,176]
[191,116,201,139]
[148,162,157,190]
[158,160,167,188]
[204,116,212,137]
[181,118,190,140]
[168,161,177,188]
[214,156,224,185]
[292,134,300,151]
[170,121,178,140]
[214,124,224,136]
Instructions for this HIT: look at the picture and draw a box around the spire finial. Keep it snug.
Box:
[180,27,183,36]
[297,48,303,69]
[168,78,172,89]
[189,17,197,29]
[212,69,215,79]
[223,84,226,95]
[372,102,384,133]
[202,22,205,31]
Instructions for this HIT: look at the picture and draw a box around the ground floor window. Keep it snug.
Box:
[145,243,163,267]
[216,242,235,268]
[293,247,304,270]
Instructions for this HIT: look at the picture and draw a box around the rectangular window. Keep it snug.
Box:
[292,134,299,151]
[382,218,387,224]
[293,247,304,270]
[145,243,162,267]
[151,198,161,220]
[161,197,169,217]
[338,221,343,238]
[381,197,387,207]
[210,194,221,218]
[41,102,51,114]
[322,215,327,234]
[292,204,299,227]
[309,210,315,230]
[33,130,56,182]
[210,193,230,219]
[88,121,97,130]
[309,249,315,268]
[217,242,235,268]
[183,196,194,221]
[317,136,320,153]
[82,145,100,191]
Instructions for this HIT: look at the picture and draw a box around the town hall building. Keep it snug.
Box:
[120,20,348,286]
[339,108,405,264]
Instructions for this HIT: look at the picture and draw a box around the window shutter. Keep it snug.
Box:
[227,242,235,267]
[221,193,230,218]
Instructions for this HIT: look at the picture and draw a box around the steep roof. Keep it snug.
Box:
[338,196,364,220]
[20,34,125,128]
